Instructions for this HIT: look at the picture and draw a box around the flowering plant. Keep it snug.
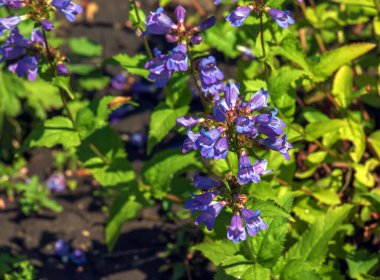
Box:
[0,0,380,278]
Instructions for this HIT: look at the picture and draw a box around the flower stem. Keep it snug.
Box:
[243,239,256,262]
[41,29,110,166]
[131,0,153,59]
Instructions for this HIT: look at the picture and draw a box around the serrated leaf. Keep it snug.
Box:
[142,149,203,198]
[147,102,189,154]
[77,127,135,188]
[346,250,379,279]
[193,240,239,266]
[280,260,320,280]
[104,53,149,78]
[286,205,353,266]
[332,65,353,108]
[310,43,376,81]
[21,117,80,151]
[248,199,291,219]
[221,256,271,280]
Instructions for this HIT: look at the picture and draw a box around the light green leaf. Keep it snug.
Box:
[221,256,271,280]
[286,205,353,266]
[21,117,80,151]
[361,191,380,213]
[332,65,353,108]
[305,119,347,141]
[312,189,341,205]
[247,199,291,219]
[311,43,376,81]
[193,240,239,266]
[280,260,320,280]
[147,102,189,154]
[105,53,149,78]
[142,149,203,198]
[159,0,171,6]
[331,0,375,7]
[129,0,146,30]
[368,130,380,159]
[0,71,25,116]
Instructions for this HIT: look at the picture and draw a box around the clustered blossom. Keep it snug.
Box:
[185,175,267,242]
[46,173,66,191]
[0,0,81,80]
[182,83,292,181]
[215,0,295,29]
[144,5,215,87]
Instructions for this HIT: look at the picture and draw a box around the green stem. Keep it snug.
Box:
[131,0,153,59]
[373,0,380,17]
[42,28,110,165]
[243,239,256,262]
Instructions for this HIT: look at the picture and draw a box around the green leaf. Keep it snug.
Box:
[77,127,135,188]
[248,199,291,219]
[338,117,366,162]
[331,0,375,7]
[221,256,271,280]
[204,22,239,58]
[165,73,192,108]
[280,260,320,280]
[21,117,80,151]
[159,0,171,6]
[305,119,347,141]
[104,53,149,78]
[286,205,353,266]
[312,189,341,205]
[361,191,380,213]
[129,0,146,30]
[52,76,75,100]
[69,37,103,57]
[105,185,143,251]
[310,43,376,81]
[147,102,189,154]
[0,71,25,116]
[332,65,353,108]
[142,149,203,198]
[368,130,380,159]
[346,250,379,279]
[193,240,239,266]
[269,67,306,121]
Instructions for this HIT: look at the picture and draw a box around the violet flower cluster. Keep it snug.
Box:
[144,5,215,88]
[215,0,295,29]
[0,0,82,80]
[54,239,87,265]
[185,174,268,242]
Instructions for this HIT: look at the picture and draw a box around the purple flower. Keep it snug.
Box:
[235,116,258,137]
[0,29,29,62]
[226,6,252,27]
[31,29,45,45]
[199,56,225,100]
[195,202,225,230]
[224,82,240,110]
[111,74,127,90]
[176,116,204,128]
[213,100,228,122]
[253,159,272,176]
[199,16,216,31]
[174,5,186,23]
[196,128,228,160]
[145,7,176,35]
[166,44,188,72]
[255,109,286,137]
[0,0,24,8]
[145,48,173,88]
[185,192,217,213]
[193,174,221,190]
[57,63,70,76]
[227,214,247,242]
[182,129,201,153]
[46,173,66,191]
[8,56,39,81]
[54,240,70,258]
[241,208,267,236]
[42,19,54,31]
[268,9,295,29]
[238,152,260,185]
[261,134,292,160]
[70,249,87,265]
[246,88,269,112]
[51,0,83,22]
[0,16,22,36]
